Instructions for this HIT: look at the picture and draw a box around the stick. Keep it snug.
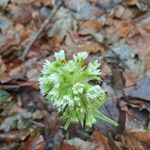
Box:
[20,3,61,60]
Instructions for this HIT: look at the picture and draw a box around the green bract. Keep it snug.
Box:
[39,50,118,129]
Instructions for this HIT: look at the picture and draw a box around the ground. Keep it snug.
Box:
[0,0,150,150]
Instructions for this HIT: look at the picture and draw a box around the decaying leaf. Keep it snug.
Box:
[78,20,101,35]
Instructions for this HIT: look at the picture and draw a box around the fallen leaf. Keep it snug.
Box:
[101,60,112,77]
[61,137,105,150]
[127,129,150,146]
[21,130,46,150]
[0,130,30,142]
[79,41,105,53]
[91,130,118,150]
[59,142,78,150]
[122,70,139,87]
[119,129,150,150]
[126,0,139,5]
[49,35,62,49]
[78,20,101,35]
[13,6,32,24]
[0,55,6,74]
[128,35,150,58]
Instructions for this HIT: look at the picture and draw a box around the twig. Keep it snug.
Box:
[20,3,61,60]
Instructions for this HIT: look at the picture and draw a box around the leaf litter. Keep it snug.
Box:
[0,0,150,149]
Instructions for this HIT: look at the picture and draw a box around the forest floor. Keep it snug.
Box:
[0,0,150,149]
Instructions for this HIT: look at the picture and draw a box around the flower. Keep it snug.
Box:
[63,95,74,107]
[54,49,65,61]
[87,60,101,75]
[72,82,84,94]
[48,73,60,84]
[73,51,88,62]
[42,60,53,75]
[86,85,102,100]
[39,50,118,129]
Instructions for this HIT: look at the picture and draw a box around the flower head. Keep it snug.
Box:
[72,82,84,94]
[87,60,101,75]
[54,49,65,61]
[39,50,118,128]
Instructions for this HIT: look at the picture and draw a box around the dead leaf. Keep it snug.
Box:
[0,55,6,74]
[79,41,105,53]
[122,70,139,87]
[91,130,118,150]
[126,0,139,5]
[119,129,150,150]
[78,20,101,35]
[128,35,150,57]
[21,130,46,150]
[127,129,150,146]
[13,6,32,24]
[0,130,30,142]
[0,73,12,83]
[61,137,105,150]
[59,142,78,150]
[101,60,112,77]
[49,35,62,49]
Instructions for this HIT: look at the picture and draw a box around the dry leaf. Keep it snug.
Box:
[59,142,78,150]
[0,130,30,142]
[21,130,46,150]
[49,35,62,49]
[126,0,139,5]
[78,20,101,35]
[122,71,139,87]
[91,130,118,150]
[119,130,150,150]
[79,41,105,53]
[13,6,32,24]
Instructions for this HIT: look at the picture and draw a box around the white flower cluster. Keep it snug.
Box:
[54,49,65,61]
[73,52,88,62]
[39,50,117,128]
[72,82,84,94]
[87,60,101,75]
[86,85,102,100]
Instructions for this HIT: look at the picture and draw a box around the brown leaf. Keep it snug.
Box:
[91,130,118,150]
[128,35,150,57]
[106,20,135,40]
[78,20,101,35]
[122,71,139,87]
[126,0,139,5]
[60,137,105,150]
[101,60,112,77]
[59,142,78,150]
[79,41,105,53]
[49,35,62,49]
[0,73,11,83]
[135,12,150,37]
[13,6,32,24]
[0,130,30,142]
[21,130,46,150]
[119,130,150,150]
[127,129,150,146]
[0,55,6,74]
